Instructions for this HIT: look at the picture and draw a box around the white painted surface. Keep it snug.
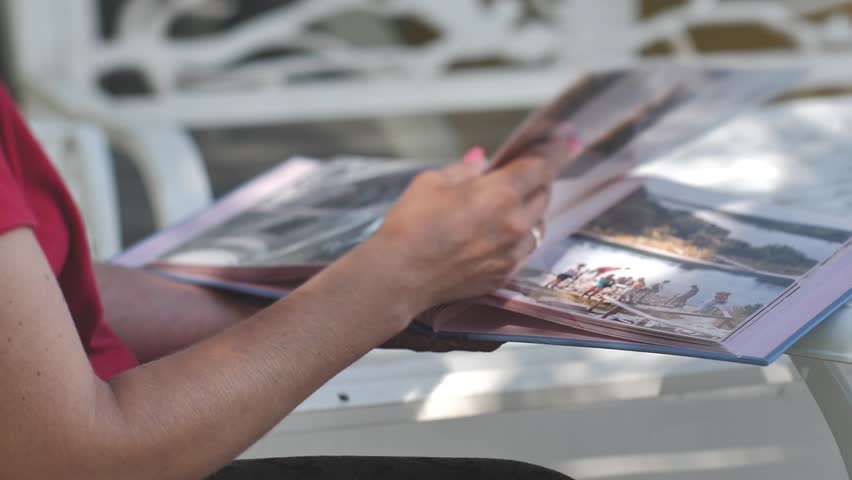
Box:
[247,379,846,479]
[28,120,122,259]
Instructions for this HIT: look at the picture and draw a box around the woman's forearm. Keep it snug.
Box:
[92,241,416,480]
[95,264,264,362]
[94,263,469,360]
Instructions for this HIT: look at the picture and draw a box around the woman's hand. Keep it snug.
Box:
[380,328,502,352]
[362,149,557,315]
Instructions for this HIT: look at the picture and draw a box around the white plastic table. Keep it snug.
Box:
[244,98,851,478]
[640,96,852,477]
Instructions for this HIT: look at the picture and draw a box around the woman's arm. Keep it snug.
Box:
[0,155,553,480]
[0,228,419,480]
[94,264,263,363]
[95,264,500,359]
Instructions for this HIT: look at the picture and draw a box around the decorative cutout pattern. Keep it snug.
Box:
[92,0,852,96]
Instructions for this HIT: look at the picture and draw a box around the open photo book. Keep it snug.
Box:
[115,65,852,365]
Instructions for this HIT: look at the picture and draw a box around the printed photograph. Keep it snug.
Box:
[491,70,626,167]
[496,66,734,180]
[158,161,426,266]
[283,164,424,210]
[581,186,852,277]
[513,236,795,342]
[160,206,387,266]
[555,84,688,179]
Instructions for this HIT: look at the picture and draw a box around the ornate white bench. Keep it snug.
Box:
[7,0,852,234]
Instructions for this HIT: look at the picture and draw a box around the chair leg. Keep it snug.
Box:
[791,355,852,479]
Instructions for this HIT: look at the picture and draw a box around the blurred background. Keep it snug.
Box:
[2,2,852,479]
[4,0,852,252]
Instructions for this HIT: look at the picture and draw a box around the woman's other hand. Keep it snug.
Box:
[380,328,502,353]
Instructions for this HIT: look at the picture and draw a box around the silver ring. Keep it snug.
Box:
[529,226,543,250]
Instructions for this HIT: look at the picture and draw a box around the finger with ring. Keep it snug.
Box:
[529,225,543,250]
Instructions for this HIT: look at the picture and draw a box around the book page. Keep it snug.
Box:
[489,64,802,184]
[118,66,805,291]
[115,157,322,267]
[116,157,432,269]
[495,178,852,344]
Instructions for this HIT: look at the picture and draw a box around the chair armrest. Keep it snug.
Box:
[28,119,122,259]
[110,123,212,228]
[20,79,213,230]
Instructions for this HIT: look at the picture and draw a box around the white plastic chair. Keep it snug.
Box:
[4,0,213,230]
[28,119,122,260]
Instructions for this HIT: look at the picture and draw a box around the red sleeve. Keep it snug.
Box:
[0,146,37,236]
[0,84,37,234]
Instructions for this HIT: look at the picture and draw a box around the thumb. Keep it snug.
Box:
[440,146,488,184]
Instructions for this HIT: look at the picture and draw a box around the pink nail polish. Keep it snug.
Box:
[568,137,583,154]
[463,146,486,164]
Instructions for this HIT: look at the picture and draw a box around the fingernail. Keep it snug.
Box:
[463,146,486,164]
[552,122,582,154]
[568,137,583,154]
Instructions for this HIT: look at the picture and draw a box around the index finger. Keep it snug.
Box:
[488,155,554,198]
[524,124,585,177]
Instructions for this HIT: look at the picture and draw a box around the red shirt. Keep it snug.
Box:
[0,86,138,379]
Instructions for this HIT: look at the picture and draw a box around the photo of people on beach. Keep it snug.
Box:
[513,236,794,342]
[503,177,852,342]
[581,184,852,278]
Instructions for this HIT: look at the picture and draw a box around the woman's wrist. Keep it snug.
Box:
[351,234,433,322]
[298,234,429,335]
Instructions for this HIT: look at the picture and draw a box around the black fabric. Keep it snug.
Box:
[209,456,573,479]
